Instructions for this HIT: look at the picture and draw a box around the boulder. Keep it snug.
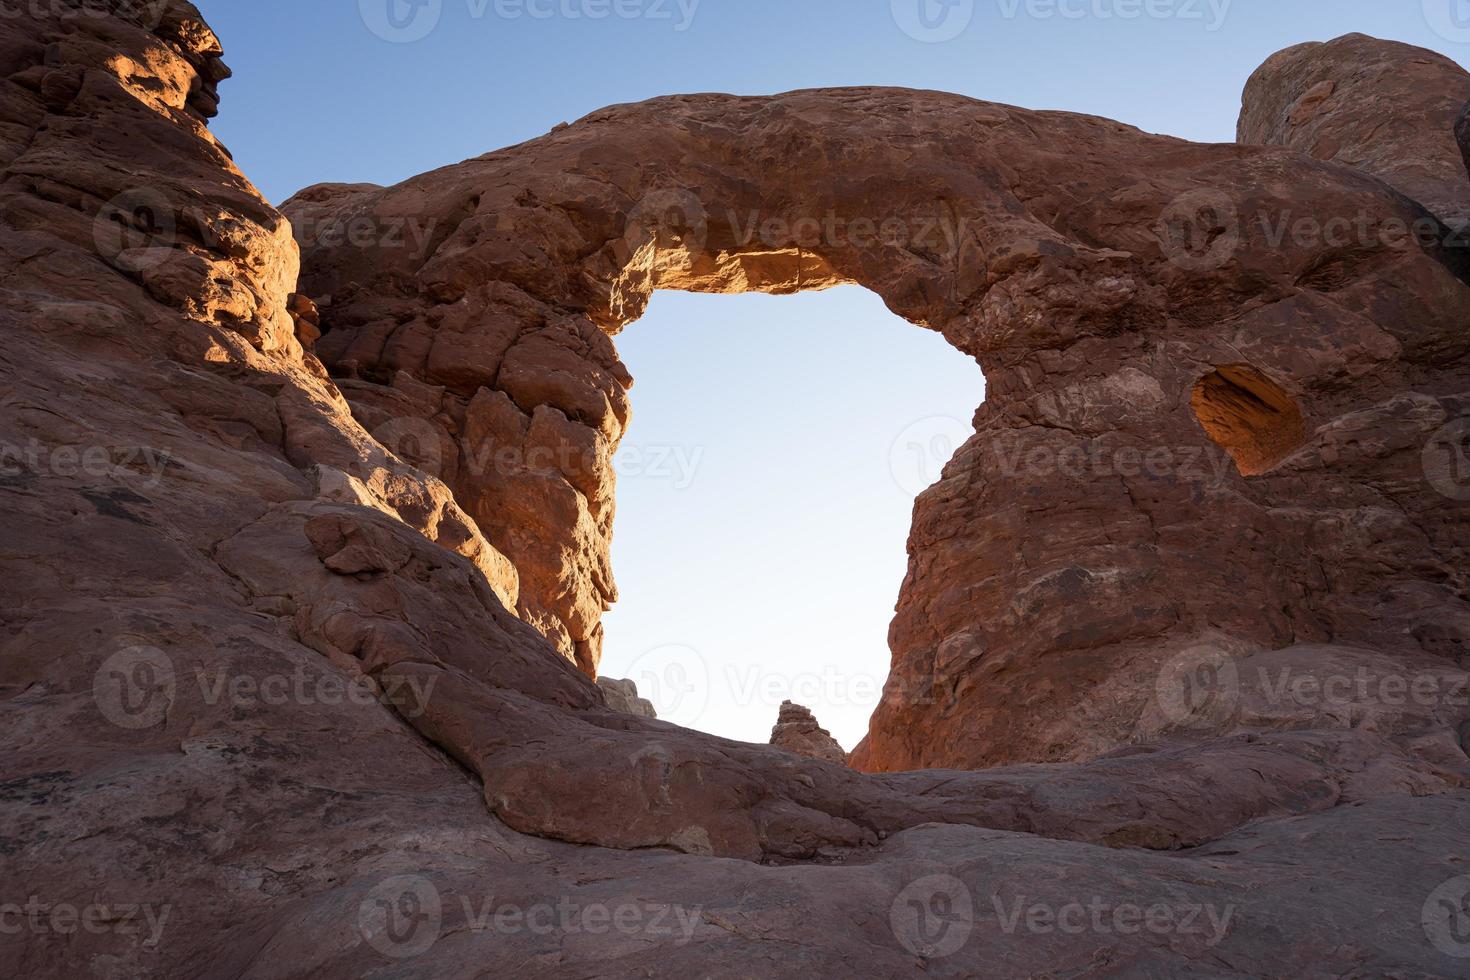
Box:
[597,677,657,718]
[770,701,849,765]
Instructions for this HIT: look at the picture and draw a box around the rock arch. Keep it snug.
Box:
[287,82,1470,772]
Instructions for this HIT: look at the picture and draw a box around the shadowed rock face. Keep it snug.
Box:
[2,4,1469,975]
[597,676,656,717]
[286,37,1470,774]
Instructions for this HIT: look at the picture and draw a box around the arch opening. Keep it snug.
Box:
[597,285,984,751]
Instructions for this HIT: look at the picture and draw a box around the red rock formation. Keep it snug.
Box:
[1,4,1468,976]
[770,701,849,765]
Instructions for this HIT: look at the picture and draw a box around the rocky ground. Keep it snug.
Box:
[0,3,1467,977]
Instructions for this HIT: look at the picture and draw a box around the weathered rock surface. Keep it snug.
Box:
[1,5,1468,976]
[597,676,656,717]
[770,700,849,765]
[1238,32,1470,230]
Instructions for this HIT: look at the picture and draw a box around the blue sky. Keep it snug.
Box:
[200,1,1470,747]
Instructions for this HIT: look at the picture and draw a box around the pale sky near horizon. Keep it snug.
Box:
[200,1,1470,747]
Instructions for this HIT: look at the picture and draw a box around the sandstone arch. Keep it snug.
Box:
[286,82,1470,772]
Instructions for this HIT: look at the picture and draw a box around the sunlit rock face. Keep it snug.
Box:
[3,3,1470,975]
[287,41,1470,773]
